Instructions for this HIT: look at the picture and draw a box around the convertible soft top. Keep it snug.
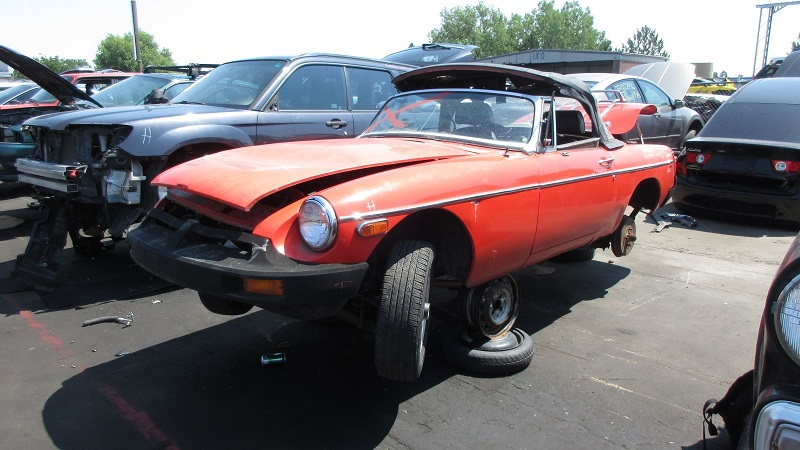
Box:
[393,63,622,149]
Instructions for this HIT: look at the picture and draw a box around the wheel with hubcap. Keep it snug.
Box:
[198,292,254,315]
[611,216,636,257]
[375,240,434,382]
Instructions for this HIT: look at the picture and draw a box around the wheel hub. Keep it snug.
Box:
[461,275,520,339]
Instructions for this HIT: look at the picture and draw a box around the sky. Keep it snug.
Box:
[1,0,799,78]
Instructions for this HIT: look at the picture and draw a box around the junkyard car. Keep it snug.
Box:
[0,82,40,106]
[78,64,217,108]
[672,77,800,226]
[128,63,676,382]
[571,62,704,154]
[703,230,800,448]
[0,57,206,179]
[11,52,413,289]
[383,43,477,66]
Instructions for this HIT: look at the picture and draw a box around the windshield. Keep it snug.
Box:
[88,74,178,107]
[363,90,535,148]
[171,59,286,108]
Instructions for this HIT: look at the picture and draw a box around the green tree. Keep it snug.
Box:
[619,25,670,58]
[428,1,611,59]
[33,55,90,74]
[519,1,611,51]
[428,2,522,58]
[94,30,174,72]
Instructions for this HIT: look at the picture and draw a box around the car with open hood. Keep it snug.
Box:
[11,52,414,290]
[571,62,704,154]
[703,230,800,448]
[672,76,800,226]
[127,63,676,382]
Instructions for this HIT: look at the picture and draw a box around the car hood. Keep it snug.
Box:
[624,62,694,100]
[154,137,481,211]
[25,103,237,129]
[0,45,101,108]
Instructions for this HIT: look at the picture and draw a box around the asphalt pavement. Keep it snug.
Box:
[1,180,796,450]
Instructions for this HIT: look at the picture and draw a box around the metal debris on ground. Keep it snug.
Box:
[151,299,162,304]
[260,352,287,367]
[651,211,698,232]
[115,349,130,357]
[82,312,134,328]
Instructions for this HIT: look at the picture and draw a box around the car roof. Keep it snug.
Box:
[383,43,478,67]
[727,76,800,104]
[774,51,800,77]
[222,53,416,71]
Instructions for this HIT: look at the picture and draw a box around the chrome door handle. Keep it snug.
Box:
[598,157,615,167]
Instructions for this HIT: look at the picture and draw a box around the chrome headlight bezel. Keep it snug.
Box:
[298,195,337,252]
[775,273,800,366]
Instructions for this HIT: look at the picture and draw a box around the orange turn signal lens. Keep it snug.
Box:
[357,219,389,237]
[243,279,285,296]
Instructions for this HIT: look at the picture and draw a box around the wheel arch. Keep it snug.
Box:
[367,208,474,285]
[628,177,663,211]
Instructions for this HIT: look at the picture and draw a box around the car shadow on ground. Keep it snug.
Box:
[652,202,799,238]
[0,240,179,307]
[37,254,636,449]
[41,309,458,449]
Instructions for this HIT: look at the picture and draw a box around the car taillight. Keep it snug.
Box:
[772,160,800,174]
[685,152,712,165]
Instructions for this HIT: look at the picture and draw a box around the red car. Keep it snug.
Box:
[129,63,675,381]
[0,69,135,125]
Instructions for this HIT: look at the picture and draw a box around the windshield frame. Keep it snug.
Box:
[170,59,287,109]
[361,88,542,154]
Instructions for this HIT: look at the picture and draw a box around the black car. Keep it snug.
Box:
[383,43,477,66]
[12,53,414,291]
[672,77,800,226]
[704,230,800,448]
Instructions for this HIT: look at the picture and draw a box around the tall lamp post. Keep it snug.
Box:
[131,0,143,72]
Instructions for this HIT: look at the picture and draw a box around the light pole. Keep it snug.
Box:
[131,0,143,72]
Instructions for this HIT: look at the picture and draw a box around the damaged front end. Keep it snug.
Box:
[13,124,163,291]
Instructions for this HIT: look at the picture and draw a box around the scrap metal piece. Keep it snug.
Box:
[82,312,134,328]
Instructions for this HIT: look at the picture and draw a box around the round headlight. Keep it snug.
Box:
[776,273,800,365]
[298,196,337,251]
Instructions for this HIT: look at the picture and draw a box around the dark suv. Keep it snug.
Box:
[14,53,414,290]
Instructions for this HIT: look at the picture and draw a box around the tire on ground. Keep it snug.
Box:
[442,328,534,375]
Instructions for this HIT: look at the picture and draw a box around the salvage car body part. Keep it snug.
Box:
[11,52,413,290]
[128,63,676,381]
[572,62,704,154]
[672,77,800,226]
[704,230,800,448]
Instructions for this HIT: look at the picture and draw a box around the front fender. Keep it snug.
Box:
[120,124,256,158]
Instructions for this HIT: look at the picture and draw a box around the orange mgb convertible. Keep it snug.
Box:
[129,64,675,381]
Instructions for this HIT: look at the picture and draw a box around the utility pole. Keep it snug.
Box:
[131,0,143,72]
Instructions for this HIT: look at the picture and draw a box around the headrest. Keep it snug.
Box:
[555,109,586,135]
[455,101,494,126]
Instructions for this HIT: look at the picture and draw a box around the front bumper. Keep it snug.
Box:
[673,177,800,224]
[128,209,369,320]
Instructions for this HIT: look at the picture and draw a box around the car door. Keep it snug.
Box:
[255,64,354,144]
[528,108,618,261]
[636,78,685,150]
[346,66,400,133]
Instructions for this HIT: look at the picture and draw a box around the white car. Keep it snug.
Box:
[571,63,704,153]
